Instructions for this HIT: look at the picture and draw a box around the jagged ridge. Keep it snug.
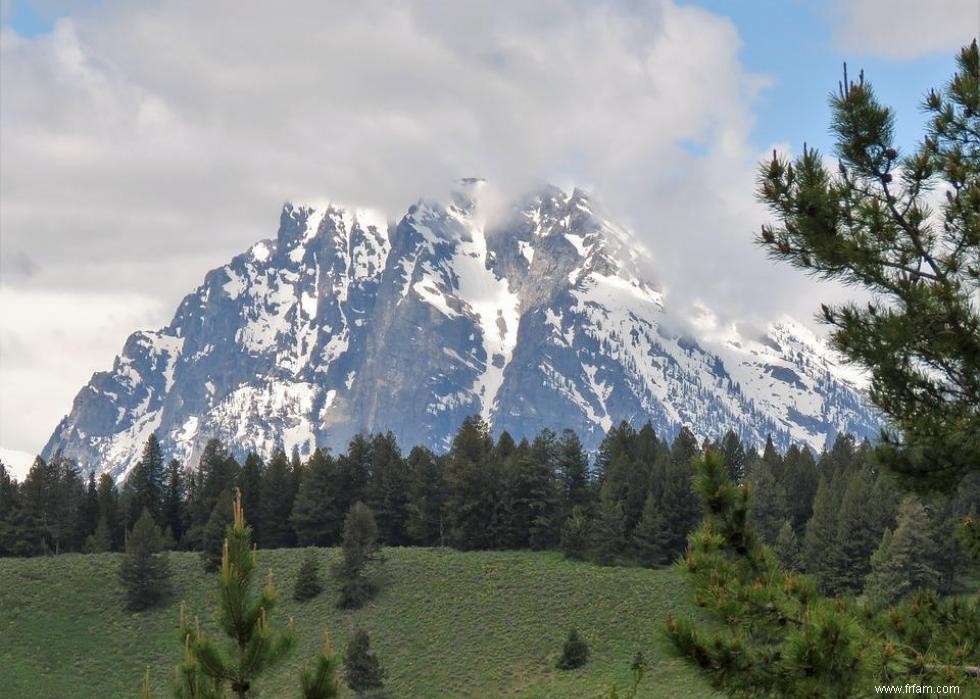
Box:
[43,183,879,477]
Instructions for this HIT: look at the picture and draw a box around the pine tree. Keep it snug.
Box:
[300,633,341,699]
[864,497,941,608]
[119,507,171,611]
[758,42,980,487]
[773,519,802,571]
[445,416,497,550]
[557,428,592,512]
[238,453,264,544]
[292,448,342,547]
[334,502,380,609]
[802,475,840,584]
[632,491,669,567]
[260,450,296,549]
[77,472,100,543]
[84,514,114,553]
[666,452,980,695]
[162,459,186,546]
[559,505,591,560]
[174,489,296,699]
[590,484,626,565]
[556,629,589,670]
[745,458,787,544]
[343,629,384,696]
[718,430,746,484]
[293,548,324,602]
[404,447,447,546]
[780,445,819,533]
[827,468,884,594]
[125,434,165,527]
[201,490,235,572]
[367,432,409,546]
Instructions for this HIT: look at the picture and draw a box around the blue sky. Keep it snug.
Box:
[0,0,976,465]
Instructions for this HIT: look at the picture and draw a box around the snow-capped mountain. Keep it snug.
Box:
[43,182,879,477]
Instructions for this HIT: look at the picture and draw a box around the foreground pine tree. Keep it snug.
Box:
[174,489,296,698]
[666,452,980,696]
[343,629,385,697]
[119,507,171,611]
[300,633,342,699]
[758,41,980,488]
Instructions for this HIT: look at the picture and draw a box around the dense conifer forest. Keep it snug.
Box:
[2,418,976,606]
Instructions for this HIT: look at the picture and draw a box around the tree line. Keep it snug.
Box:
[2,417,976,606]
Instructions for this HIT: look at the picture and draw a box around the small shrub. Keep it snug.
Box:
[556,628,589,670]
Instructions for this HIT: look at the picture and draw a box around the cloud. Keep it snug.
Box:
[831,0,977,60]
[0,0,859,453]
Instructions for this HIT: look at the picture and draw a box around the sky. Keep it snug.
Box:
[1,0,977,474]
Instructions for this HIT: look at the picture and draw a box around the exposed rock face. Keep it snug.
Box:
[43,183,878,477]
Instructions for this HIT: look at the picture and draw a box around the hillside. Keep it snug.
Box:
[0,547,719,698]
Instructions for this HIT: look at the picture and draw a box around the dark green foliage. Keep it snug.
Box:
[124,434,164,528]
[238,452,264,544]
[300,634,341,699]
[292,448,342,547]
[343,629,385,696]
[864,496,941,608]
[632,492,669,567]
[773,519,802,571]
[260,450,297,549]
[560,505,591,560]
[162,459,186,546]
[445,416,497,550]
[758,41,980,488]
[556,628,589,670]
[119,508,171,611]
[367,433,410,546]
[557,429,592,511]
[175,489,296,699]
[200,490,234,572]
[294,548,324,602]
[717,430,746,484]
[744,457,787,544]
[404,447,447,546]
[590,485,626,565]
[334,502,380,609]
[666,452,980,696]
[186,439,240,549]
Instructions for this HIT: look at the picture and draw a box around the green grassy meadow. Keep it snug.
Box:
[0,548,719,698]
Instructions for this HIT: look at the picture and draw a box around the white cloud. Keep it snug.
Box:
[0,0,857,454]
[832,0,977,60]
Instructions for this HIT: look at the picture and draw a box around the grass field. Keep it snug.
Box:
[0,548,720,698]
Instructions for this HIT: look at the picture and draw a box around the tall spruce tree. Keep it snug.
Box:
[864,496,941,608]
[119,507,171,611]
[367,432,409,546]
[404,447,447,547]
[292,449,342,547]
[445,416,497,550]
[238,453,265,544]
[125,434,165,527]
[260,450,297,549]
[334,502,381,609]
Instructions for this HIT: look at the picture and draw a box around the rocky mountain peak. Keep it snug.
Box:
[42,185,878,478]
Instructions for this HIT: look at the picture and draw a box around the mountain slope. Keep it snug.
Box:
[43,183,878,476]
